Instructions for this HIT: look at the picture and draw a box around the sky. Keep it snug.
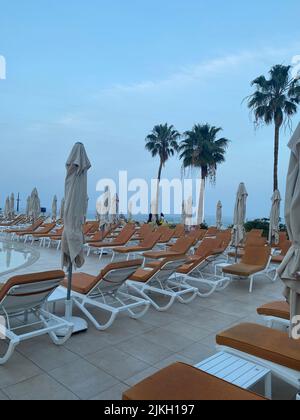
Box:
[1,0,300,220]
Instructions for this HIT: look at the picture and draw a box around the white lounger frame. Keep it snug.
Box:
[176,258,232,298]
[0,278,73,364]
[64,265,150,331]
[216,346,300,398]
[127,259,198,312]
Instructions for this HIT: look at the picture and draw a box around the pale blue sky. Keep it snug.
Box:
[1,0,300,219]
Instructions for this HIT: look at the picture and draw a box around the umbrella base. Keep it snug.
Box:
[55,300,88,336]
[56,316,88,337]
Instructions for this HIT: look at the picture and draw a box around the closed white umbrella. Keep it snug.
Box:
[110,194,119,224]
[60,198,65,221]
[4,197,10,219]
[10,193,15,219]
[128,200,133,222]
[231,183,248,261]
[52,195,58,221]
[278,123,300,335]
[26,196,31,218]
[268,190,281,245]
[181,201,186,225]
[61,142,91,333]
[30,188,41,221]
[216,201,223,230]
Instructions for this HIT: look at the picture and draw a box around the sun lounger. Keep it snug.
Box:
[0,271,73,364]
[48,223,93,250]
[156,227,176,247]
[89,224,136,260]
[127,256,198,311]
[7,219,44,239]
[112,230,162,261]
[216,323,300,396]
[60,259,150,330]
[123,362,266,401]
[205,227,219,237]
[176,238,232,297]
[173,224,185,238]
[227,237,267,260]
[257,301,290,329]
[27,222,57,245]
[222,245,273,292]
[143,236,196,261]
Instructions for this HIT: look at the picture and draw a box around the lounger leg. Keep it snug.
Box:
[264,372,272,399]
[0,330,20,365]
[127,283,176,312]
[73,298,118,331]
[249,276,254,293]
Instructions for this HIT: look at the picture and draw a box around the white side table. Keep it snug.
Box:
[195,352,272,399]
[215,262,231,276]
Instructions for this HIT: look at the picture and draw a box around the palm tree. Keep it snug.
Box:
[145,123,180,216]
[247,65,300,192]
[179,124,229,225]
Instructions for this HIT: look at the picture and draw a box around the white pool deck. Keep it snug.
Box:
[0,237,295,400]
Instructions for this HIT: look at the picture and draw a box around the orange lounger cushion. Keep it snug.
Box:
[257,301,290,320]
[223,264,266,277]
[123,362,266,401]
[216,323,300,371]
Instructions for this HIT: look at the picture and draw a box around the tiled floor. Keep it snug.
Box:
[0,235,296,400]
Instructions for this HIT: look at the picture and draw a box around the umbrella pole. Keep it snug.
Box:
[57,262,88,336]
[65,263,73,320]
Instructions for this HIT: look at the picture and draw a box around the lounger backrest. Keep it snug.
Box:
[97,260,143,291]
[159,228,174,242]
[0,271,65,315]
[242,246,271,267]
[206,227,218,235]
[138,224,153,238]
[35,222,56,234]
[112,224,135,244]
[155,258,187,282]
[174,225,185,237]
[139,230,162,248]
[195,238,223,257]
[247,229,263,238]
[245,237,267,247]
[281,241,292,256]
[170,236,195,254]
[29,219,44,231]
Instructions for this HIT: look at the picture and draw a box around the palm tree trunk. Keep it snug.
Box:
[273,124,280,192]
[197,170,206,225]
[154,161,163,216]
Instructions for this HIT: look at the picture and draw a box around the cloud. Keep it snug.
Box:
[100,45,300,96]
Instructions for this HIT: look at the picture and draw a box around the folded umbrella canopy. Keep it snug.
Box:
[231,183,248,261]
[111,193,119,224]
[52,195,58,221]
[26,196,31,218]
[216,201,223,230]
[268,190,281,245]
[61,142,91,333]
[10,193,15,219]
[278,123,300,335]
[30,188,41,221]
[60,198,65,221]
[4,197,10,219]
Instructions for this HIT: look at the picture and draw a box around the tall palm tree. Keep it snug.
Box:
[145,123,180,216]
[247,65,300,192]
[179,124,229,225]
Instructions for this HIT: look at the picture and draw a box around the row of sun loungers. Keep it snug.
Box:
[123,297,300,401]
